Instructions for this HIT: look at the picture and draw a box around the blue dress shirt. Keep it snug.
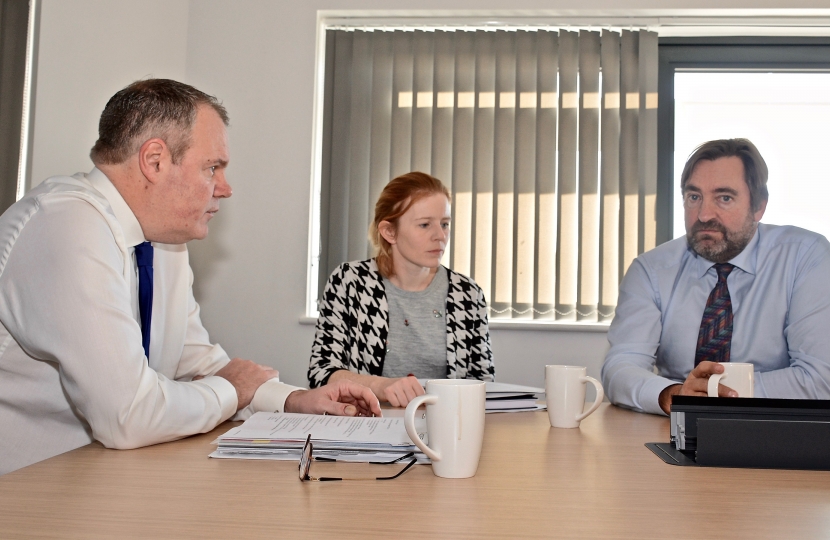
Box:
[602,223,830,415]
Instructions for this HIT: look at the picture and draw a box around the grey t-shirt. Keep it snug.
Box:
[381,269,449,379]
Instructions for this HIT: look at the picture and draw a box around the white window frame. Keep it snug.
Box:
[305,9,830,330]
[16,0,41,200]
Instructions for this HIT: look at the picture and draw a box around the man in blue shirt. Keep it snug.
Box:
[602,138,830,415]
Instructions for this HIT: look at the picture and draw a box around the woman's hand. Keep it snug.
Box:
[373,376,425,407]
[327,370,426,408]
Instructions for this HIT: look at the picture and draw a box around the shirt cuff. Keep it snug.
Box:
[639,376,679,416]
[195,375,238,422]
[251,378,305,413]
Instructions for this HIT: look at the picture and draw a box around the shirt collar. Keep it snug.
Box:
[87,167,147,248]
[728,227,759,276]
[692,226,760,278]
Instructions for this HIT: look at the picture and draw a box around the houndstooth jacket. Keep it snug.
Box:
[308,259,495,388]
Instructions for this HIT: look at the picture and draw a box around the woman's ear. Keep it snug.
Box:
[378,220,397,245]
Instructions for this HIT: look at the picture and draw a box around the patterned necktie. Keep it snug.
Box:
[135,242,154,360]
[694,263,734,366]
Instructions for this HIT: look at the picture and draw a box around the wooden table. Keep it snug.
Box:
[1,404,829,539]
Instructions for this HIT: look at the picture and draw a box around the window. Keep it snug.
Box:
[310,25,830,326]
[658,37,830,241]
[672,73,830,239]
[312,26,659,323]
[0,0,38,212]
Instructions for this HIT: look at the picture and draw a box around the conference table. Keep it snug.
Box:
[1,404,828,539]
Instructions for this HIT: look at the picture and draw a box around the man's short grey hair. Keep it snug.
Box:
[90,78,229,166]
[680,138,769,212]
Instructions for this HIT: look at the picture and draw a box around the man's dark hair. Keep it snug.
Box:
[680,138,769,212]
[90,79,229,165]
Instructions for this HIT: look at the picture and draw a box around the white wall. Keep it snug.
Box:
[31,0,190,187]
[30,0,830,390]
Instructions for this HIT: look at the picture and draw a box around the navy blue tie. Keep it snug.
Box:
[134,242,154,360]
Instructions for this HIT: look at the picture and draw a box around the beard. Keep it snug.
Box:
[686,213,757,263]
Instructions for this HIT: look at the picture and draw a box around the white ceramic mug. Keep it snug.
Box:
[708,362,754,398]
[403,379,486,479]
[545,365,604,429]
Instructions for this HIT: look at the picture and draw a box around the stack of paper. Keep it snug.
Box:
[414,379,546,413]
[485,382,546,413]
[210,412,430,463]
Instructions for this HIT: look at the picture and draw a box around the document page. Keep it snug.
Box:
[218,412,419,447]
[415,379,545,395]
[484,381,545,395]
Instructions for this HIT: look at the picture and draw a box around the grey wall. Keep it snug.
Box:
[30,0,830,391]
[31,0,190,188]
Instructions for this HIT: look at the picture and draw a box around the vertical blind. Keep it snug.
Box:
[318,28,658,322]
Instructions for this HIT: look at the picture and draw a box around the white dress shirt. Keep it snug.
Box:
[0,168,299,475]
[602,224,830,415]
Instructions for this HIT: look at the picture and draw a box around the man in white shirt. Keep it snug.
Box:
[0,79,380,475]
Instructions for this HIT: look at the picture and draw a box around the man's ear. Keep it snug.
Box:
[137,138,169,185]
[753,199,768,223]
[378,220,396,245]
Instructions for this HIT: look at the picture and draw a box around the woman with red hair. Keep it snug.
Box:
[308,172,495,407]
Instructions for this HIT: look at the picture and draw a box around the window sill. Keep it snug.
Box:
[299,316,609,333]
[489,320,609,332]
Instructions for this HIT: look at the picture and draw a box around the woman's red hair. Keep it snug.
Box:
[369,171,451,279]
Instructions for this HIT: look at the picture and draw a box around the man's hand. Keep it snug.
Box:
[373,376,425,408]
[284,380,382,417]
[213,358,279,411]
[658,361,737,414]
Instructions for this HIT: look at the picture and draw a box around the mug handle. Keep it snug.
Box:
[575,376,604,422]
[404,394,441,461]
[708,373,725,397]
